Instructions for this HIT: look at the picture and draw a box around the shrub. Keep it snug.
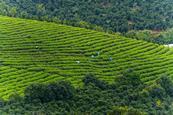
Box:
[157,75,173,97]
[83,73,108,90]
[24,81,75,103]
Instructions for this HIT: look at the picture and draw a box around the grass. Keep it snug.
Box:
[0,16,173,99]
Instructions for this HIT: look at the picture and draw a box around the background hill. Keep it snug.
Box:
[1,0,173,33]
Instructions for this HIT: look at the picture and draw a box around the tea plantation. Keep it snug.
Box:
[0,16,173,99]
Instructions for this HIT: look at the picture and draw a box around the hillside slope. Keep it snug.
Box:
[0,16,173,99]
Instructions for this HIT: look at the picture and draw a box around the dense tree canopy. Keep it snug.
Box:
[0,0,173,33]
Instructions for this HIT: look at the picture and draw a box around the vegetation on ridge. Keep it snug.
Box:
[125,29,173,44]
[1,71,173,114]
[1,0,173,33]
[1,0,173,43]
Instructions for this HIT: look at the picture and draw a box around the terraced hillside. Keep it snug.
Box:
[0,16,173,99]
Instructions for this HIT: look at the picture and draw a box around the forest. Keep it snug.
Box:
[1,70,173,114]
[0,0,173,44]
[1,0,173,33]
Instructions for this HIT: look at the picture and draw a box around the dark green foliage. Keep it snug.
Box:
[156,29,173,44]
[149,85,166,99]
[157,75,173,97]
[25,81,75,103]
[117,69,143,87]
[125,29,173,44]
[83,73,108,90]
[111,106,146,115]
[0,71,173,114]
[0,0,173,33]
[125,30,161,44]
